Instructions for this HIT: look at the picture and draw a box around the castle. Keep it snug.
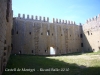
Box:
[0,0,100,75]
[12,14,83,55]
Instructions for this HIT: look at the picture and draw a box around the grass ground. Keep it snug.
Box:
[3,51,100,75]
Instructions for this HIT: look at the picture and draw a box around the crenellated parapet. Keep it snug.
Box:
[35,16,38,20]
[52,18,75,25]
[18,13,21,18]
[27,15,29,19]
[31,15,34,19]
[62,20,64,23]
[83,14,100,32]
[39,16,41,20]
[17,13,76,25]
[79,23,82,26]
[23,14,25,18]
[68,20,70,24]
[47,17,49,22]
[59,19,61,23]
[73,21,76,24]
[86,14,100,24]
[17,13,50,22]
[56,18,58,23]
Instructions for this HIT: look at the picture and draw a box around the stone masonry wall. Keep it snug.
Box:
[83,14,100,52]
[0,0,12,75]
[12,14,82,55]
[0,0,100,74]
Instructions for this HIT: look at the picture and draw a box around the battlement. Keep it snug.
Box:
[17,13,76,25]
[17,13,49,22]
[52,18,75,25]
[86,14,100,23]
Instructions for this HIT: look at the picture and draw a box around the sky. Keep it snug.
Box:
[12,0,100,25]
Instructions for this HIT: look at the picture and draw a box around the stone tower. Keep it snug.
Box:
[0,0,13,75]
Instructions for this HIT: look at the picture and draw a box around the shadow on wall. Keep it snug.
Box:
[2,54,100,75]
[11,18,15,53]
[82,29,93,52]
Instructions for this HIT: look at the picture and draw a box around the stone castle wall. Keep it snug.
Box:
[0,0,100,74]
[83,14,100,52]
[0,0,12,75]
[12,14,83,55]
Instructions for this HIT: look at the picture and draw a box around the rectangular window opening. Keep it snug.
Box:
[29,32,31,35]
[98,47,100,50]
[45,50,47,53]
[11,44,13,50]
[87,31,90,35]
[16,31,18,34]
[91,33,92,35]
[19,51,21,54]
[32,50,33,53]
[4,40,6,44]
[41,33,43,35]
[11,29,14,35]
[3,59,6,62]
[47,30,50,36]
[4,47,6,50]
[4,52,6,56]
[80,34,83,38]
[81,43,83,47]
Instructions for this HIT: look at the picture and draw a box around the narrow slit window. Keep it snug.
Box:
[4,52,6,56]
[4,47,6,50]
[19,51,21,54]
[80,34,83,38]
[29,32,31,35]
[87,31,90,35]
[41,33,43,35]
[16,31,18,34]
[11,44,13,50]
[98,47,100,50]
[47,30,50,36]
[32,50,33,53]
[4,40,6,44]
[45,50,47,53]
[81,43,83,47]
[3,59,6,62]
[11,29,14,35]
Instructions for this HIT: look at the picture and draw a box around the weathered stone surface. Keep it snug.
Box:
[0,0,12,75]
[12,17,82,55]
[83,15,100,52]
[0,0,100,74]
